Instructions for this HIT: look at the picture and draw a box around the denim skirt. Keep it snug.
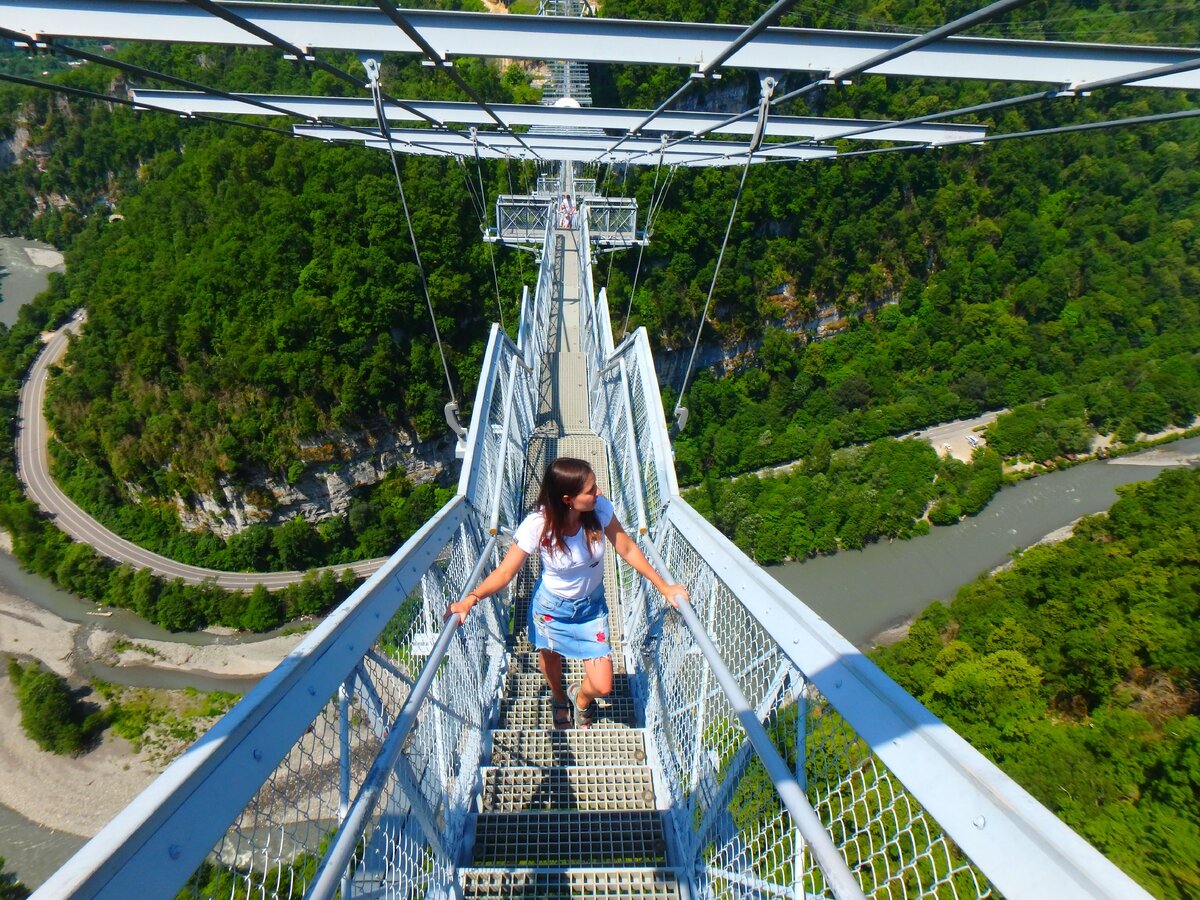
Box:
[527,579,611,660]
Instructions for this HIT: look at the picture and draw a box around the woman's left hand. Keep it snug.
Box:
[660,583,689,609]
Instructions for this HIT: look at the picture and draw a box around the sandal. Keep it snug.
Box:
[551,698,573,729]
[567,683,598,729]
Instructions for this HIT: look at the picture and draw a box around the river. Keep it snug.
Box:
[0,235,64,326]
[767,436,1200,647]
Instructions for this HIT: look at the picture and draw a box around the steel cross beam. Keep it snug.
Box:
[292,124,839,164]
[132,89,989,145]
[5,0,1200,89]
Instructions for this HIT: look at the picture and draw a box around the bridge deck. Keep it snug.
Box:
[460,227,682,898]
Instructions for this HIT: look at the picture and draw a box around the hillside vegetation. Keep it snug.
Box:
[872,467,1200,899]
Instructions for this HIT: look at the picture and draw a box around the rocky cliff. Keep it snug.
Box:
[173,425,455,538]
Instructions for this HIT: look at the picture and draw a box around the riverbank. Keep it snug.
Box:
[0,586,302,838]
[0,236,64,327]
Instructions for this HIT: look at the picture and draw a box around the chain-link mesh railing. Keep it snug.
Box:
[188,514,510,900]
[575,231,1142,898]
[588,327,674,538]
[637,519,989,899]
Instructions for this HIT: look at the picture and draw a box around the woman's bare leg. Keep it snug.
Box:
[575,655,614,709]
[538,649,568,705]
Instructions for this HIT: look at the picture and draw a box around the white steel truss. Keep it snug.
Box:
[5,0,1200,90]
[293,124,839,165]
[130,90,991,145]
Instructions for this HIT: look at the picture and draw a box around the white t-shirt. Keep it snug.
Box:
[514,495,615,599]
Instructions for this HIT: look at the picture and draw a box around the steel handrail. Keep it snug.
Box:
[487,363,523,535]
[641,541,868,900]
[306,534,500,899]
[618,358,648,536]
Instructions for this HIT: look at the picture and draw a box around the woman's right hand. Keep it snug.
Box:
[447,594,478,625]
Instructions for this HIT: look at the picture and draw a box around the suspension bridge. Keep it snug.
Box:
[7,1,1198,897]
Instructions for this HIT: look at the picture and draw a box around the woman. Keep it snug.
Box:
[448,457,688,728]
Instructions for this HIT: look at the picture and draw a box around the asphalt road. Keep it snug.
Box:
[15,313,388,589]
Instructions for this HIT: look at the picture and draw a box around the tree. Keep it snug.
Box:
[242,584,284,632]
[12,662,86,755]
[0,857,30,900]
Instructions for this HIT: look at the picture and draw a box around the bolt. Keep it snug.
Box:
[168,844,182,860]
[973,816,986,829]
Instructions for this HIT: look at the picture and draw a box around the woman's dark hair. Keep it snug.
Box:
[535,457,602,554]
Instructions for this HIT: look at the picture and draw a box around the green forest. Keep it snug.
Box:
[873,467,1200,899]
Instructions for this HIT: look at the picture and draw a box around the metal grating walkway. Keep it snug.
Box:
[461,226,681,898]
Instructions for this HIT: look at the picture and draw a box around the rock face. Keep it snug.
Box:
[651,288,900,387]
[0,125,30,168]
[174,426,456,538]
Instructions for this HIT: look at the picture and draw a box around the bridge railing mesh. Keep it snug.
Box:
[38,309,541,899]
[194,512,510,900]
[639,515,993,899]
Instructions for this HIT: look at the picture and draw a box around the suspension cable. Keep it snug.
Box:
[673,151,754,422]
[180,0,510,160]
[472,135,506,330]
[371,0,542,161]
[369,78,458,406]
[0,70,298,139]
[0,29,307,121]
[620,138,667,337]
[1,24,464,158]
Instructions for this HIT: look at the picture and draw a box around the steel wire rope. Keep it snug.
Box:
[640,0,1034,163]
[673,151,755,424]
[752,49,1200,156]
[829,105,1200,159]
[593,0,800,163]
[0,25,471,161]
[370,79,458,407]
[0,70,299,140]
[0,28,318,123]
[620,140,668,338]
[743,50,1200,164]
[678,88,1049,167]
[503,153,527,286]
[472,136,506,330]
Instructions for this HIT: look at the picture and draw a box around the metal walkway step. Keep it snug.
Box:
[473,811,669,866]
[498,694,637,729]
[462,228,680,899]
[506,649,628,676]
[489,728,649,767]
[482,765,656,812]
[505,672,633,697]
[460,866,683,899]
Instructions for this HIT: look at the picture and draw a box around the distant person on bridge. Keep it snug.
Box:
[449,457,687,728]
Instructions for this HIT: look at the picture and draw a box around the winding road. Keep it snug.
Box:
[15,313,388,589]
